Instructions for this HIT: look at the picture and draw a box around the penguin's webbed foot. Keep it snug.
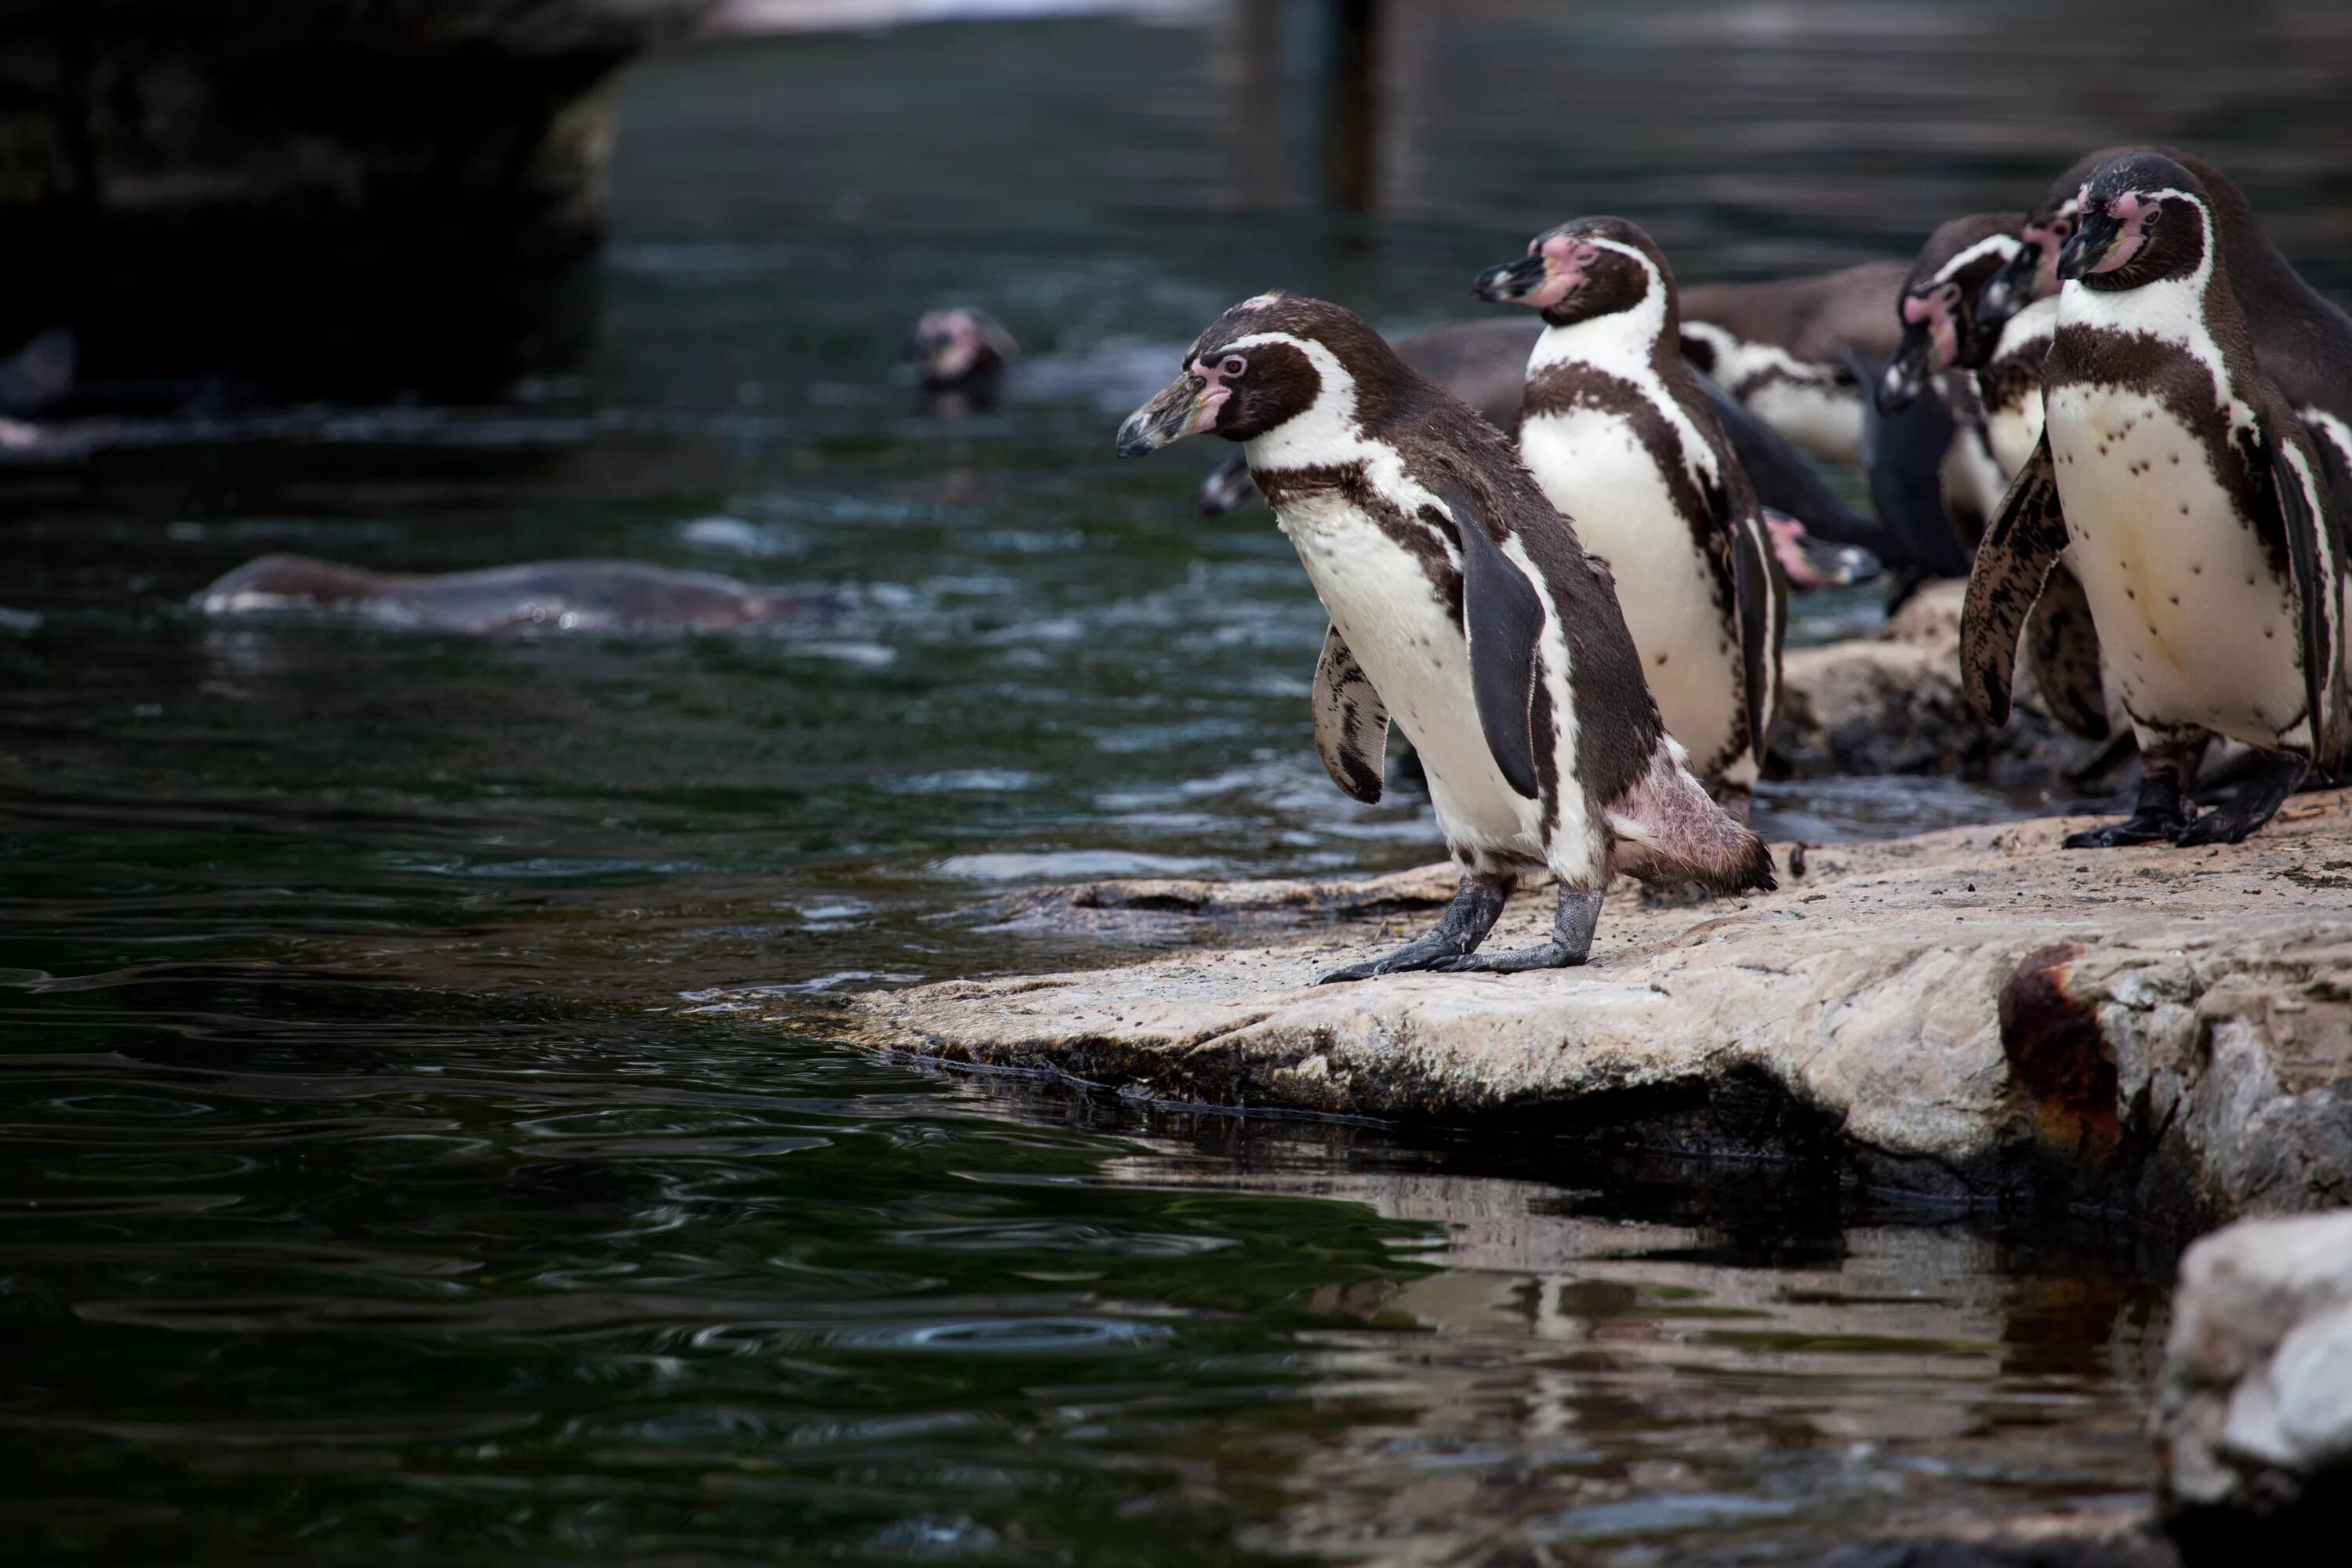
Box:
[2063,811,2189,850]
[1426,889,1604,977]
[2063,761,2196,849]
[1315,873,1511,985]
[2170,753,2309,847]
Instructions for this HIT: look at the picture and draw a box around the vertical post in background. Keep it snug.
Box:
[1320,0,1381,212]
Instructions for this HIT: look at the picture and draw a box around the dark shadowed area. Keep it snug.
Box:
[2,2,2346,1562]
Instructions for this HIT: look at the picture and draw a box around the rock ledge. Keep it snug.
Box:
[847,796,2352,1223]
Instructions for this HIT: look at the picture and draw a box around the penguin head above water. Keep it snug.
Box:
[2059,151,2216,291]
[1113,292,1402,457]
[1470,216,1672,332]
[1878,213,2021,414]
[908,307,1018,392]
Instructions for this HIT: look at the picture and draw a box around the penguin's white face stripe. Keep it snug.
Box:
[1227,331,1452,563]
[1528,238,1719,490]
[2059,190,2255,439]
[1931,232,2022,286]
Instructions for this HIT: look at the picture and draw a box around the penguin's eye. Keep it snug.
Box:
[2137,204,2158,230]
[1220,355,1247,378]
[1938,281,1962,305]
[2049,217,2073,240]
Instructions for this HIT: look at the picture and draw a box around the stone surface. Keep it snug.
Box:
[2155,1209,2352,1547]
[842,793,2352,1221]
[1774,583,2117,786]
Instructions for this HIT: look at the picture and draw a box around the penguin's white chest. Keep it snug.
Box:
[1274,492,1544,857]
[1519,408,1746,782]
[2045,384,2306,746]
[1985,382,2046,480]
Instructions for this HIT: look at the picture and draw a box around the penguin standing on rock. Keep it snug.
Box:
[1962,152,2347,848]
[1981,147,2352,493]
[1472,216,1785,822]
[1882,212,2109,742]
[1116,292,1775,980]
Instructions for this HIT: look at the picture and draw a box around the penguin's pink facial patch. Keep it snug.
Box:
[1519,235,1599,310]
[1762,513,1827,589]
[1181,352,1245,434]
[1900,281,1962,370]
[2089,191,2154,275]
[2022,209,2076,295]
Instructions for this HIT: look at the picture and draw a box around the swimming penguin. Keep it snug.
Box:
[1678,261,1908,465]
[1982,147,2352,495]
[909,308,1018,396]
[1196,316,1885,586]
[196,555,833,635]
[1961,151,2347,847]
[1116,292,1774,978]
[1472,216,1787,822]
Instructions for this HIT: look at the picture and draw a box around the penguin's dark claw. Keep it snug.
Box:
[1313,873,1515,984]
[2169,753,2309,847]
[2063,811,2189,849]
[1425,944,1588,975]
[1315,937,1474,984]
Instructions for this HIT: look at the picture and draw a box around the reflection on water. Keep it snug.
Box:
[5,1,2332,1559]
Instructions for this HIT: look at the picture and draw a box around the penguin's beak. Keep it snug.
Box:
[1472,252,1551,304]
[1875,328,1936,416]
[1116,372,1217,457]
[2056,209,2121,282]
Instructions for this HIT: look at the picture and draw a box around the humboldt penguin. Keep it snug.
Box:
[909,307,1018,399]
[1197,316,1885,586]
[1678,261,1907,465]
[1472,216,1786,820]
[1981,147,2352,488]
[1961,151,2347,847]
[1116,292,1774,978]
[1881,213,2107,739]
[196,555,833,635]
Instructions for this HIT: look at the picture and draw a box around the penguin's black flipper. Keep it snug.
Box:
[2023,564,2110,741]
[1310,623,1390,804]
[2261,427,2339,764]
[1437,485,1544,800]
[1730,506,1780,764]
[1959,433,2069,728]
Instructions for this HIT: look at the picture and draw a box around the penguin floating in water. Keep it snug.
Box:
[908,308,1018,412]
[1196,316,1882,590]
[1881,213,2110,742]
[1980,147,2352,495]
[196,555,833,636]
[1116,292,1774,979]
[1472,216,1786,822]
[1962,151,2347,848]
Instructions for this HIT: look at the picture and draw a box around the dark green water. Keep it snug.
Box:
[7,5,2349,1562]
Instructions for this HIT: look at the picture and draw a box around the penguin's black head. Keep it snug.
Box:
[1115,292,1398,457]
[1879,213,2019,414]
[909,307,1018,391]
[2059,152,2212,291]
[1472,216,1671,330]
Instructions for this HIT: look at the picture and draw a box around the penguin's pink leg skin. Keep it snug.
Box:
[1429,887,1603,975]
[2063,735,2206,848]
[1315,873,1512,984]
[2173,751,2310,846]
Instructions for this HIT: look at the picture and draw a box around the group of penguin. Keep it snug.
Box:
[1084,144,2352,982]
